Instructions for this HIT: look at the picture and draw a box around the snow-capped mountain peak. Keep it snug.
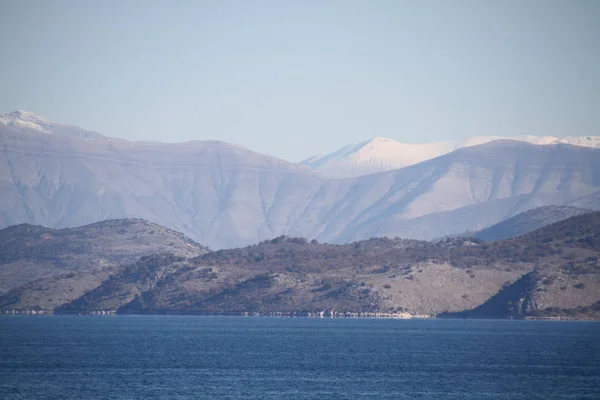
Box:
[554,136,600,148]
[0,110,104,139]
[0,110,57,133]
[302,135,600,178]
[301,137,456,178]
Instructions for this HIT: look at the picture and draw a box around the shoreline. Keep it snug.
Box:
[2,309,433,319]
[2,309,599,321]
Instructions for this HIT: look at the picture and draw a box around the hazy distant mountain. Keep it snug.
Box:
[300,137,455,179]
[1,111,600,249]
[0,114,323,249]
[0,110,104,139]
[310,140,600,243]
[553,136,600,148]
[473,206,592,242]
[301,135,599,178]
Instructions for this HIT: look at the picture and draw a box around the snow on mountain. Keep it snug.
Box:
[300,137,456,178]
[0,110,104,139]
[301,135,599,178]
[1,111,599,248]
[553,136,600,148]
[0,119,322,249]
[320,140,600,243]
[458,135,559,147]
[0,110,54,133]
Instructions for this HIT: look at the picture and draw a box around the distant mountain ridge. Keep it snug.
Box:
[1,110,600,249]
[473,206,592,242]
[0,110,104,139]
[322,140,600,243]
[0,115,321,248]
[302,135,600,178]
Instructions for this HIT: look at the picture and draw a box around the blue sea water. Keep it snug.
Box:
[1,316,599,399]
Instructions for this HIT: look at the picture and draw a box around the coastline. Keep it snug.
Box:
[3,309,599,321]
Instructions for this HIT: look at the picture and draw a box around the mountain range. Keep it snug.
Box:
[1,110,599,249]
[301,135,600,178]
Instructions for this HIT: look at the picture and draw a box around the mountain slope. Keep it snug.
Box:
[302,135,599,178]
[473,206,592,241]
[0,119,323,249]
[306,141,600,243]
[2,112,600,248]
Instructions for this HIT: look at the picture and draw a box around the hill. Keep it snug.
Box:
[0,219,208,310]
[55,236,523,316]
[25,212,596,319]
[442,212,600,319]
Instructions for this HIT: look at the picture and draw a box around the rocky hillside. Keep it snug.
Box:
[54,236,525,316]
[444,212,600,319]
[6,212,592,318]
[0,219,208,310]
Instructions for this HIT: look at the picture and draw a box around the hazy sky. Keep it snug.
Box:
[1,1,599,161]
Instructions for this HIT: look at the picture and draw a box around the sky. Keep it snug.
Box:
[0,0,599,161]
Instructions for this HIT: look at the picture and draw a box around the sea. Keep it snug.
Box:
[1,316,599,399]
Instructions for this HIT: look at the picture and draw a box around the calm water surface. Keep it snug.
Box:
[1,316,599,399]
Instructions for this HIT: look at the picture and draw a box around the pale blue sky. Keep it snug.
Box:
[1,0,599,161]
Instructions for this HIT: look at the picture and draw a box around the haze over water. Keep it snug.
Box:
[1,316,599,399]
